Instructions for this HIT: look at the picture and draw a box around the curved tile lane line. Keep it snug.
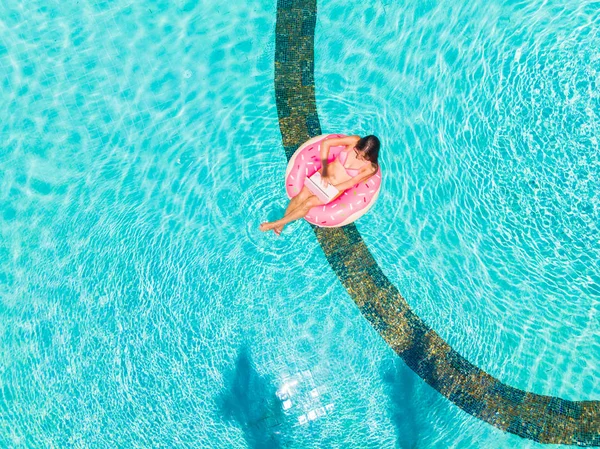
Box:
[273,0,600,445]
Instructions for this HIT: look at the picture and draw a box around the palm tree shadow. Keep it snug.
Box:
[381,359,427,449]
[217,346,288,449]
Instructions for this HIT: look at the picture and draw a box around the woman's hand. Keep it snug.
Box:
[320,174,333,187]
[319,165,332,187]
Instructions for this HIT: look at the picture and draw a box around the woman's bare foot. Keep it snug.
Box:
[259,222,277,232]
[273,225,284,236]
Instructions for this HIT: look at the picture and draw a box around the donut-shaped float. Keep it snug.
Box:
[284,134,382,227]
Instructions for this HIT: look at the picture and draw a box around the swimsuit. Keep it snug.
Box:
[337,149,368,176]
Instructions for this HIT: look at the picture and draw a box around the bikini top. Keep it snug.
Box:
[337,149,369,177]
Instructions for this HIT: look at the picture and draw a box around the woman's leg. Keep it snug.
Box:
[260,196,322,232]
[273,186,313,234]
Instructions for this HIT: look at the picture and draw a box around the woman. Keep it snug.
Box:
[259,134,380,234]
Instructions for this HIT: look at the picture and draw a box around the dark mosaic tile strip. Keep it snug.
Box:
[273,0,600,445]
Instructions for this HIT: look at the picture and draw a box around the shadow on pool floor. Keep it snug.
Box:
[218,345,288,449]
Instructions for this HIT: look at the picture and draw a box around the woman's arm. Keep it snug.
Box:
[334,165,377,192]
[320,135,360,176]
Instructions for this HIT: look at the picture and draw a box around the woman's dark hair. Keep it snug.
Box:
[356,135,380,169]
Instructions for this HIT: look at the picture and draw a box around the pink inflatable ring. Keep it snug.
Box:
[284,133,382,227]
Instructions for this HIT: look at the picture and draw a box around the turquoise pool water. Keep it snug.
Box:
[317,0,600,397]
[1,0,598,448]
